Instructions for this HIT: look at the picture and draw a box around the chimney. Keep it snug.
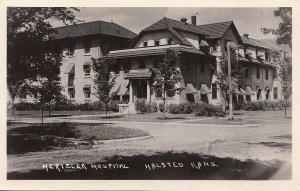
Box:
[180,17,187,24]
[191,16,196,25]
[243,33,249,39]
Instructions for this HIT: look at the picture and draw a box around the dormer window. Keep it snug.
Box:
[143,41,148,47]
[154,40,160,46]
[168,38,173,45]
[83,40,91,54]
[83,62,91,76]
[139,60,146,69]
[67,41,75,56]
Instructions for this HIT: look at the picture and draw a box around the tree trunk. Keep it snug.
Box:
[285,96,287,118]
[48,102,51,117]
[163,99,166,120]
[11,97,15,117]
[41,103,44,127]
[105,104,108,118]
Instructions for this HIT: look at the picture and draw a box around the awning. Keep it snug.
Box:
[233,88,240,94]
[124,71,152,79]
[118,81,129,95]
[245,86,255,95]
[83,62,91,68]
[199,84,211,94]
[83,85,91,89]
[185,83,197,94]
[239,88,246,95]
[106,44,205,59]
[199,40,209,47]
[64,63,75,74]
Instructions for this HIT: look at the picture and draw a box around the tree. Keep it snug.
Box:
[30,78,65,125]
[7,7,79,116]
[151,49,183,119]
[92,57,117,118]
[261,7,292,117]
[215,48,245,114]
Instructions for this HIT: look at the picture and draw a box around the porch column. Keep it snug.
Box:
[129,80,133,103]
[146,80,150,103]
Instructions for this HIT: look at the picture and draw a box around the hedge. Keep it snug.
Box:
[135,99,157,113]
[242,100,286,111]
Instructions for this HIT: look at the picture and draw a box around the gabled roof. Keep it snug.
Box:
[197,21,234,39]
[52,20,137,40]
[197,20,243,44]
[142,17,210,36]
[241,36,273,50]
[168,27,193,46]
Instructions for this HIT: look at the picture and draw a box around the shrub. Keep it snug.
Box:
[146,102,158,113]
[168,102,196,114]
[108,100,120,112]
[159,103,165,112]
[135,99,147,114]
[194,103,225,117]
[242,100,284,111]
[14,102,40,111]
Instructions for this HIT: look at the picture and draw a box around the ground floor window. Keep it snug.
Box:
[273,87,278,99]
[186,94,195,102]
[68,87,75,99]
[83,86,91,99]
[246,95,251,102]
[266,89,270,100]
[212,83,217,99]
[256,87,261,100]
[200,94,209,104]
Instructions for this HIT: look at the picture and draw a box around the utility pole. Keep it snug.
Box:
[227,44,233,119]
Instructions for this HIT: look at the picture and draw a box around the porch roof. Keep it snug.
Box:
[185,83,197,94]
[124,71,152,79]
[245,86,255,95]
[200,84,211,94]
[106,44,206,59]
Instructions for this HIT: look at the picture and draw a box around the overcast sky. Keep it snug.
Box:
[52,7,282,39]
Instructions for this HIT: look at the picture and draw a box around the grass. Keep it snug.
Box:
[7,110,117,118]
[7,122,149,154]
[75,112,200,122]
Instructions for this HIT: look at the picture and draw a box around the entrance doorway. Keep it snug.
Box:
[136,80,147,99]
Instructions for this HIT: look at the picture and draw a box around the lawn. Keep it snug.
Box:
[7,110,117,119]
[73,112,202,122]
[7,122,149,154]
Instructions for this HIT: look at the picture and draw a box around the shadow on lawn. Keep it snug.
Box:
[7,151,289,180]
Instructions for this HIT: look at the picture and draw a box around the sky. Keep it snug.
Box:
[52,7,283,40]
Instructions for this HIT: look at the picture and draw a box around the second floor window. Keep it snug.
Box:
[168,38,173,45]
[265,68,269,80]
[83,63,91,76]
[83,40,91,54]
[122,62,130,73]
[155,40,160,46]
[139,60,146,69]
[245,67,249,77]
[143,41,148,47]
[67,42,75,56]
[200,64,205,73]
[256,67,260,79]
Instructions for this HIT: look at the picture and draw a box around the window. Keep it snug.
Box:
[83,63,91,76]
[200,64,205,73]
[114,62,120,74]
[168,38,173,45]
[33,93,38,99]
[212,83,217,99]
[122,62,130,73]
[67,42,75,56]
[256,86,261,100]
[265,68,269,80]
[245,66,249,77]
[154,40,160,46]
[273,87,278,99]
[138,60,146,69]
[143,41,148,47]
[155,89,162,98]
[83,40,91,54]
[256,67,260,79]
[68,87,75,99]
[20,93,27,99]
[185,61,191,72]
[83,86,91,99]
